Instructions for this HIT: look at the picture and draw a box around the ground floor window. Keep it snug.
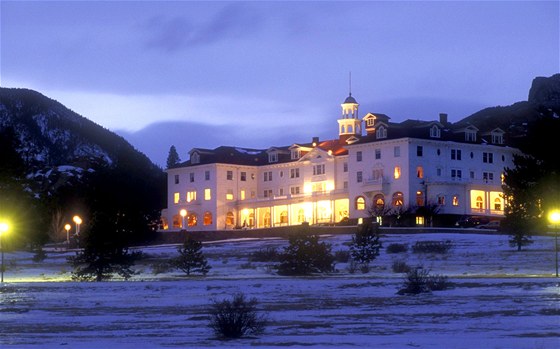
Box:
[203,212,212,226]
[356,196,366,210]
[226,212,234,226]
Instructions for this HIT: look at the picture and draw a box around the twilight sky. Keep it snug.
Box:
[1,0,559,167]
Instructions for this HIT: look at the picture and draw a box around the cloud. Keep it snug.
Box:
[144,3,262,52]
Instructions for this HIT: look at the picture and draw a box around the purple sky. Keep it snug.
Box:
[2,1,559,167]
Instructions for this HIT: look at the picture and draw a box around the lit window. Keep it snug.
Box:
[204,188,211,200]
[226,212,234,226]
[187,213,197,227]
[174,192,180,204]
[416,166,423,178]
[416,216,424,225]
[494,198,502,211]
[452,196,459,206]
[226,189,234,200]
[476,196,483,210]
[394,166,401,179]
[280,211,288,224]
[186,191,196,202]
[416,191,424,206]
[203,212,212,225]
[356,196,366,210]
[392,192,404,206]
[240,190,246,200]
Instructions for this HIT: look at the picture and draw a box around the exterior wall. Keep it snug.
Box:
[346,137,519,223]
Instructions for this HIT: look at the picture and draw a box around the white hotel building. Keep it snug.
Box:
[162,93,519,231]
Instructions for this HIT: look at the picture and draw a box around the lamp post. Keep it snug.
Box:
[72,215,82,247]
[64,224,71,245]
[0,221,9,283]
[548,210,560,278]
[180,209,187,230]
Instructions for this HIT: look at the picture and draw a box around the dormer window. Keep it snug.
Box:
[291,149,301,160]
[366,118,374,127]
[191,152,200,164]
[491,131,504,144]
[430,125,441,138]
[465,130,476,142]
[268,152,278,163]
[376,125,387,139]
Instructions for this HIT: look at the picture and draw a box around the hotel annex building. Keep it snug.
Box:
[162,93,519,231]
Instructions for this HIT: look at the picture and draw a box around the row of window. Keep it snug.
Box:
[354,193,503,211]
[355,147,501,163]
[355,166,499,183]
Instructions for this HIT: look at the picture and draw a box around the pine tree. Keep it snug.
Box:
[166,145,181,169]
[349,222,382,272]
[277,230,335,275]
[174,237,211,276]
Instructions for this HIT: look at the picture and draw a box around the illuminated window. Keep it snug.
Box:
[416,191,424,206]
[280,211,288,224]
[452,195,459,206]
[174,192,180,204]
[187,213,197,227]
[226,189,234,200]
[204,188,211,200]
[312,182,326,193]
[416,166,423,178]
[416,216,424,225]
[494,198,502,211]
[226,212,234,226]
[172,215,181,228]
[203,212,212,225]
[264,212,271,227]
[356,196,366,210]
[186,191,196,202]
[240,190,246,200]
[501,173,505,184]
[476,196,483,210]
[297,209,305,223]
[392,192,404,206]
[394,166,401,179]
[374,194,385,208]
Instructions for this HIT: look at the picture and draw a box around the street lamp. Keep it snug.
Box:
[180,209,187,229]
[0,221,10,283]
[548,210,560,278]
[72,215,82,236]
[64,224,71,245]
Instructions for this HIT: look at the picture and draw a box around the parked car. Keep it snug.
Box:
[476,221,501,230]
[456,216,488,228]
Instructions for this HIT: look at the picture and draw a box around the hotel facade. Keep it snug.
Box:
[162,93,519,231]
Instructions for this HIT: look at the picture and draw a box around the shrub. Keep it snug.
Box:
[151,260,174,275]
[392,260,411,273]
[277,233,335,275]
[412,240,453,254]
[250,247,279,262]
[386,243,408,254]
[209,293,267,339]
[334,250,350,263]
[174,237,211,276]
[349,222,382,272]
[397,266,451,295]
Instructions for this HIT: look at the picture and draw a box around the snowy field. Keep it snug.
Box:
[1,232,559,348]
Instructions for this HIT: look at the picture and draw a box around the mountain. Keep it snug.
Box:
[0,88,165,245]
[455,74,560,146]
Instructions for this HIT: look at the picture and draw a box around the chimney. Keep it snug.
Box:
[439,113,448,124]
[312,136,319,146]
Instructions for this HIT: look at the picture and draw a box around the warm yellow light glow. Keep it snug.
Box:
[394,166,401,179]
[328,150,332,155]
[549,210,560,225]
[0,222,9,235]
[180,209,187,217]
[242,208,249,216]
[64,224,71,231]
[303,182,312,194]
[326,181,335,192]
[72,215,82,225]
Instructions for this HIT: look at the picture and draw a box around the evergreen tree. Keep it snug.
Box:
[349,222,382,272]
[166,145,181,169]
[277,229,335,275]
[69,212,140,281]
[174,237,211,276]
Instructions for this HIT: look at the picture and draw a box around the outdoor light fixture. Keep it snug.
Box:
[548,210,560,278]
[0,221,10,283]
[180,209,187,229]
[72,215,82,236]
[64,223,71,245]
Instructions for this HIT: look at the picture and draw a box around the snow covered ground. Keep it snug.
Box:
[1,232,559,348]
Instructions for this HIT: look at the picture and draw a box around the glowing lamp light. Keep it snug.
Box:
[548,210,560,225]
[64,223,71,245]
[180,209,187,229]
[72,215,82,236]
[0,222,8,235]
[0,221,9,283]
[548,209,560,278]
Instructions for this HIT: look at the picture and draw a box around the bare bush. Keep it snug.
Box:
[209,293,267,339]
[386,243,408,254]
[392,260,411,273]
[412,240,453,254]
[397,266,451,295]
